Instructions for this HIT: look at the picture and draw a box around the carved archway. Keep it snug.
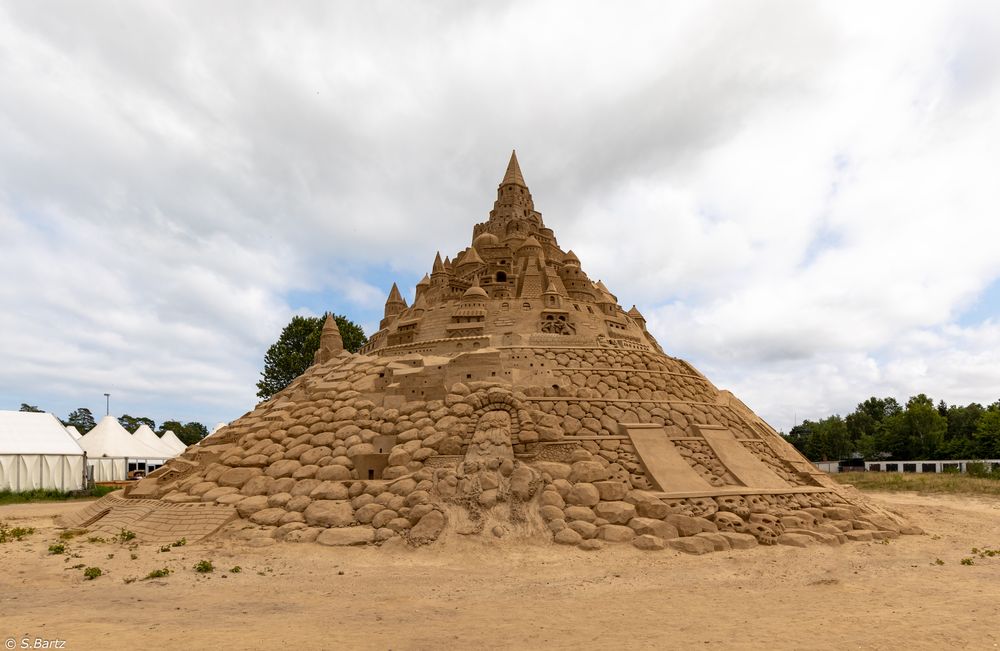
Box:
[462,389,534,446]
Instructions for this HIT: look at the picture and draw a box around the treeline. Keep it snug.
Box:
[784,394,1000,462]
[18,403,208,445]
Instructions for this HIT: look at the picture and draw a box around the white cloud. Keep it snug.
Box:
[1,0,999,428]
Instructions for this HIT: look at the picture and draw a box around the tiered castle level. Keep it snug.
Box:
[363,152,659,356]
[62,152,918,552]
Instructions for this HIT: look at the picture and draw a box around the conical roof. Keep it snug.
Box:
[79,416,169,459]
[386,282,406,305]
[65,425,82,440]
[133,424,179,458]
[69,152,915,551]
[160,430,188,454]
[502,150,526,186]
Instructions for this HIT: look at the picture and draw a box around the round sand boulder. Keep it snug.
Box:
[218,467,262,488]
[303,500,355,527]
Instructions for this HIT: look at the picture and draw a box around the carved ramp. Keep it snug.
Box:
[57,493,236,543]
[696,425,790,490]
[618,423,714,493]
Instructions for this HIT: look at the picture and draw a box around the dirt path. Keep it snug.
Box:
[2,492,999,650]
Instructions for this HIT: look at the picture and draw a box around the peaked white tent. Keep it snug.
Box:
[0,411,86,491]
[160,430,187,454]
[78,416,169,482]
[133,424,179,458]
[65,425,83,440]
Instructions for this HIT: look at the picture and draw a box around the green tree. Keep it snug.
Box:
[65,408,96,433]
[879,395,947,459]
[158,420,209,446]
[974,409,1000,458]
[940,403,983,458]
[255,313,367,400]
[19,403,43,412]
[118,414,155,432]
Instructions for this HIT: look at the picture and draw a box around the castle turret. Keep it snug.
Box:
[380,283,408,329]
[313,313,344,365]
[414,273,430,303]
[627,305,647,330]
[489,150,536,224]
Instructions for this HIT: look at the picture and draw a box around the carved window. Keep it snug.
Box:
[496,271,507,282]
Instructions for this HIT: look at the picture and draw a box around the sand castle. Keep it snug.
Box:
[62,152,919,552]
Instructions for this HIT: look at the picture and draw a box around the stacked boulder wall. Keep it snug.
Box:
[64,152,919,551]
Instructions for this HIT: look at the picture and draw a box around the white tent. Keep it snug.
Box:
[160,430,188,454]
[65,425,83,440]
[132,424,179,458]
[0,411,86,492]
[78,416,169,481]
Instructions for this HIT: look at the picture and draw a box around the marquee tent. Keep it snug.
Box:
[0,411,86,492]
[159,429,187,454]
[78,416,170,482]
[65,425,82,440]
[133,424,180,458]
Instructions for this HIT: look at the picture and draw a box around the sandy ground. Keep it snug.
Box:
[2,492,999,651]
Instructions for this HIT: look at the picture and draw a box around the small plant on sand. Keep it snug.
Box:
[117,529,136,544]
[194,560,214,573]
[960,557,974,566]
[130,553,138,560]
[48,543,66,555]
[159,544,171,553]
[86,536,106,544]
[933,558,945,566]
[144,567,171,579]
[59,529,86,540]
[70,563,85,569]
[83,566,103,580]
[0,522,35,542]
[229,565,242,573]
[123,577,137,584]
[106,553,115,560]
[171,538,187,547]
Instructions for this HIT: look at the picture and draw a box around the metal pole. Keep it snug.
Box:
[104,393,110,416]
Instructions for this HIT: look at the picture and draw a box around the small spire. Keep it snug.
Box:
[502,150,526,187]
[432,252,444,273]
[387,282,405,304]
[416,273,430,287]
[313,313,345,365]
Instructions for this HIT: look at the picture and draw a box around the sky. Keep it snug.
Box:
[2,0,1000,433]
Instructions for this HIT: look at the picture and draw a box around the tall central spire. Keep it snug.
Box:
[502,150,526,187]
[490,149,535,222]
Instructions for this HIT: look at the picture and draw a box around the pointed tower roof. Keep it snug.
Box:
[313,313,345,365]
[416,273,430,287]
[432,252,444,273]
[385,282,407,309]
[502,150,526,187]
[459,246,484,267]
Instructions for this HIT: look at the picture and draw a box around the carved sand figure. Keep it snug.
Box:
[60,152,920,552]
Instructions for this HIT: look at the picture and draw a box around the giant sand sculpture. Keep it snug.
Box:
[62,153,919,553]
